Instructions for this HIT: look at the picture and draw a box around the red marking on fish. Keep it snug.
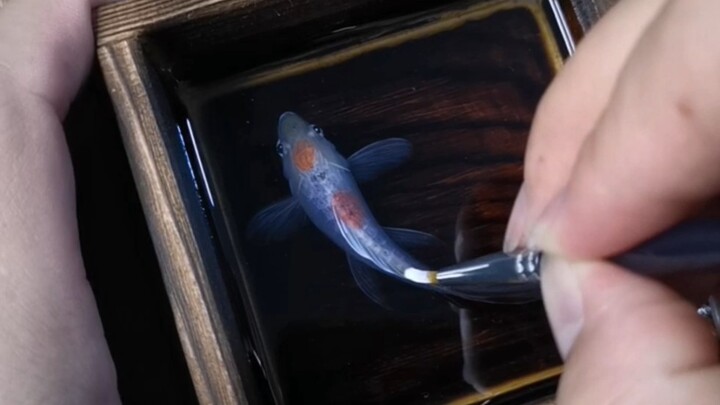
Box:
[292,140,316,172]
[332,191,364,229]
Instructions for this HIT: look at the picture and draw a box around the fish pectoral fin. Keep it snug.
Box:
[347,255,393,308]
[246,197,308,243]
[384,227,444,249]
[348,138,413,183]
[347,255,441,312]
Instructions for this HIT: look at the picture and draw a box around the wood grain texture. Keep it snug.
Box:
[96,0,231,45]
[176,3,563,403]
[92,1,609,404]
[97,39,247,405]
[95,0,614,47]
[96,0,381,46]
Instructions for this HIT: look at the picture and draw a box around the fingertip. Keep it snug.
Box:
[526,188,566,254]
[540,254,585,358]
[503,183,529,253]
[547,258,720,401]
[569,260,716,370]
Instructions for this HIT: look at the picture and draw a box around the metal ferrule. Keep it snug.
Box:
[434,250,543,286]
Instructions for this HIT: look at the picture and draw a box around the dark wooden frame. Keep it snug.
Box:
[94,1,616,404]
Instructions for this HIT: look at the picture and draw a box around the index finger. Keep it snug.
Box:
[504,0,667,252]
[530,0,720,258]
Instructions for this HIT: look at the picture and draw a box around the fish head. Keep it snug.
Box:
[276,111,340,178]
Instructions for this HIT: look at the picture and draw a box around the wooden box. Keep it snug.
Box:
[95,1,615,404]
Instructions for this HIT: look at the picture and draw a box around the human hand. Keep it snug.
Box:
[503,0,720,403]
[0,0,120,403]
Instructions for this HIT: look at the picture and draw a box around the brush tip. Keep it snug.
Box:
[404,267,436,284]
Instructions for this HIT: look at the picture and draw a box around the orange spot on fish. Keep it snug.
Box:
[292,141,316,172]
[332,192,364,229]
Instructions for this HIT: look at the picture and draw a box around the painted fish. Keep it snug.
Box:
[246,111,442,306]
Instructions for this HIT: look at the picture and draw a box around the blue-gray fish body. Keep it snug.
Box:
[247,112,434,304]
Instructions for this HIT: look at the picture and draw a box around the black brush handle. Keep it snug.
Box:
[436,219,720,303]
[613,220,720,275]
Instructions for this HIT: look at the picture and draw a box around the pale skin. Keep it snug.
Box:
[0,0,120,403]
[504,0,720,403]
[0,0,717,404]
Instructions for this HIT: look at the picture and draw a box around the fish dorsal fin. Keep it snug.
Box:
[246,197,308,243]
[348,138,413,183]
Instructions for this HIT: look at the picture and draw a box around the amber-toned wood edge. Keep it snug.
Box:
[96,0,262,46]
[97,39,246,405]
[95,0,613,47]
[447,366,562,405]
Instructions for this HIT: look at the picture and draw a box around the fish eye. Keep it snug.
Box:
[275,141,285,156]
[311,125,324,137]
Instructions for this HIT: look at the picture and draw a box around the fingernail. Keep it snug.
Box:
[541,254,584,359]
[503,184,529,253]
[526,190,567,252]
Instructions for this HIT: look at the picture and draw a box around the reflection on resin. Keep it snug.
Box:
[457,306,561,399]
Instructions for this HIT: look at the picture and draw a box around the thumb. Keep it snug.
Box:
[542,256,720,402]
[0,0,119,117]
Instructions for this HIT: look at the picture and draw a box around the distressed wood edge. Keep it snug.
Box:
[94,0,606,48]
[97,39,246,405]
[95,0,252,47]
[567,0,618,31]
[91,2,585,403]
